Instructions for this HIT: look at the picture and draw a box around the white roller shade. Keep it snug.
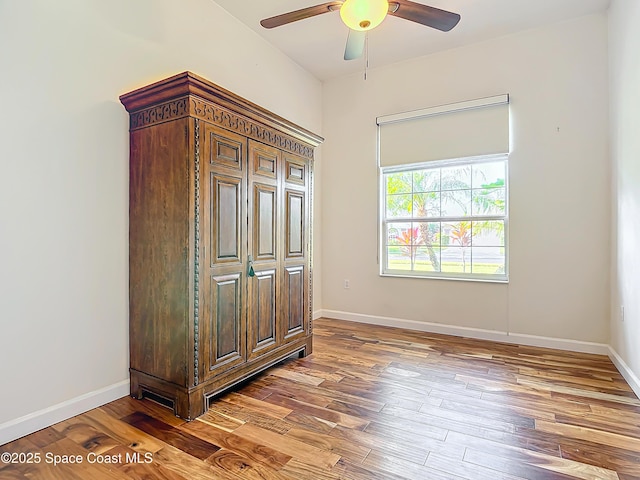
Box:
[377,95,510,167]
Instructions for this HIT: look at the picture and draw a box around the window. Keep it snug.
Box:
[381,154,508,281]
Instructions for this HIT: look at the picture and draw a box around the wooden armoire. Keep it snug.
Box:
[120,72,323,420]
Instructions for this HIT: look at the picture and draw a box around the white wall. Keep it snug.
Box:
[609,0,640,387]
[0,0,322,435]
[321,14,610,344]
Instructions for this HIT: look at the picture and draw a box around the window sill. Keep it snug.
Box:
[380,272,509,284]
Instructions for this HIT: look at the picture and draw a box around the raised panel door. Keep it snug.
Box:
[281,153,310,343]
[283,265,305,338]
[201,123,247,380]
[247,140,281,359]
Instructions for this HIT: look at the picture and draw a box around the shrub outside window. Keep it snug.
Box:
[381,154,508,282]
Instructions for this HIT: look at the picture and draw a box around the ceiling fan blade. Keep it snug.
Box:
[344,29,366,60]
[260,2,343,29]
[389,0,460,32]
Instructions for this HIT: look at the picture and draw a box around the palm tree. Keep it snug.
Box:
[411,167,471,271]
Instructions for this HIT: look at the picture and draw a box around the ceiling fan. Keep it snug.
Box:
[260,0,461,61]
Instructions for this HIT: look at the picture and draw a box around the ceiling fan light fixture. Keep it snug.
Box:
[340,0,389,31]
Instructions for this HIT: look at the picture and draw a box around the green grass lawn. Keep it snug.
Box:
[388,259,503,274]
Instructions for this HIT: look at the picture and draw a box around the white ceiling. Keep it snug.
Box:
[213,0,611,81]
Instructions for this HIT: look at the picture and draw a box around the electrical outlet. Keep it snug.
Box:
[621,305,625,322]
[344,279,350,289]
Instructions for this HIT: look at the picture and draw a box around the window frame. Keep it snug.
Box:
[379,154,509,283]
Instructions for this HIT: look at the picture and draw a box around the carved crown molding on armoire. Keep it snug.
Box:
[121,71,323,420]
[122,71,320,158]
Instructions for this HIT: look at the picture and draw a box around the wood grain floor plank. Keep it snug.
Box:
[518,378,640,405]
[457,373,556,399]
[208,400,294,434]
[281,362,346,383]
[179,419,292,468]
[590,402,640,419]
[618,474,640,480]
[262,374,387,411]
[0,436,41,472]
[336,457,409,480]
[22,427,64,449]
[445,429,562,459]
[247,377,334,408]
[559,439,640,476]
[51,420,121,455]
[362,417,451,446]
[363,449,468,480]
[320,376,434,405]
[386,360,478,381]
[0,466,29,479]
[278,458,346,480]
[285,427,371,463]
[120,412,220,460]
[359,341,434,360]
[550,390,640,414]
[70,408,166,454]
[438,398,537,428]
[219,392,293,419]
[232,423,341,470]
[106,444,188,480]
[447,428,622,479]
[426,451,527,480]
[536,419,640,451]
[206,448,289,480]
[268,367,326,386]
[462,447,606,480]
[440,393,557,422]
[480,389,593,416]
[195,410,245,432]
[282,411,337,434]
[329,424,431,464]
[151,444,241,480]
[261,393,370,429]
[312,393,449,443]
[555,412,640,438]
[19,437,129,480]
[386,402,517,434]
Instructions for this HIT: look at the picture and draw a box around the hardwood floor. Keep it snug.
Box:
[2,318,639,479]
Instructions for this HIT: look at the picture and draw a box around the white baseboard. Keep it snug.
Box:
[318,309,509,342]
[0,380,129,446]
[608,346,640,399]
[318,309,610,355]
[505,332,609,355]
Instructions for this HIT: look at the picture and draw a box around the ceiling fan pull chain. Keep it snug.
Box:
[364,32,369,80]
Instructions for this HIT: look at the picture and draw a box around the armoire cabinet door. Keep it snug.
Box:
[282,153,310,343]
[201,123,248,380]
[247,140,281,359]
[201,133,311,374]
